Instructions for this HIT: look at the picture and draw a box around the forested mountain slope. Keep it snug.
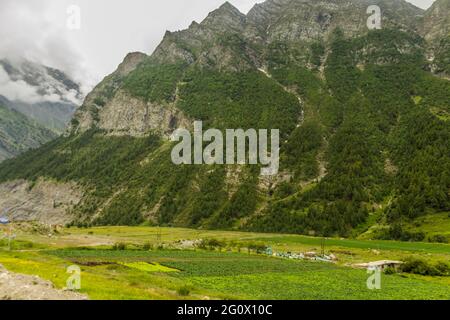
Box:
[0,0,448,242]
[0,105,56,162]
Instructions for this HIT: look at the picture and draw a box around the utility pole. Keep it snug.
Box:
[7,208,12,251]
[321,237,325,256]
[156,226,161,242]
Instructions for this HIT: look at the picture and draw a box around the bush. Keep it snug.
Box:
[435,261,450,276]
[401,258,435,275]
[198,238,224,250]
[247,243,269,254]
[403,231,426,242]
[177,286,190,296]
[384,266,396,275]
[112,242,126,250]
[400,257,449,276]
[382,224,426,242]
[93,97,106,107]
[142,242,152,251]
[428,234,448,244]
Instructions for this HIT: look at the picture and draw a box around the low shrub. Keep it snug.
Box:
[384,266,396,275]
[198,238,224,250]
[93,97,106,107]
[428,234,448,244]
[112,242,127,250]
[400,257,449,276]
[435,261,450,276]
[142,242,152,251]
[379,224,426,242]
[177,286,191,296]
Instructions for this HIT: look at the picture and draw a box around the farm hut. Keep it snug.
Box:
[353,260,404,271]
[304,252,318,258]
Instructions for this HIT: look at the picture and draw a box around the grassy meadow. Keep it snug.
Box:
[0,225,449,300]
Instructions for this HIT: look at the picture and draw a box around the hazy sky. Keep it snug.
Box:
[0,0,436,93]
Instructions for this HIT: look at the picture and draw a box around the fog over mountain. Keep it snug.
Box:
[0,0,436,91]
[0,58,82,133]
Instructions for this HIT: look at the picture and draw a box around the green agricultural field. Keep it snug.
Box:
[0,225,449,300]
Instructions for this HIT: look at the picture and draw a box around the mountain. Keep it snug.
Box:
[0,0,448,242]
[0,104,56,162]
[0,58,82,133]
[422,0,450,75]
[423,0,450,41]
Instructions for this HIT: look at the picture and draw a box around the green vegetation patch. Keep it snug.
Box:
[177,69,301,136]
[122,60,186,103]
[119,261,179,273]
[0,105,56,160]
[42,248,450,300]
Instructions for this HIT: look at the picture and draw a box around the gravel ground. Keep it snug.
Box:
[0,264,88,300]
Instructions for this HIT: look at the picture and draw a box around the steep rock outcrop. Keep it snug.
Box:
[0,179,82,225]
[422,0,450,41]
[95,89,190,137]
[71,52,148,134]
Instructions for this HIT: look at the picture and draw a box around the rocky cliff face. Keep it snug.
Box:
[153,0,424,69]
[71,52,147,134]
[94,89,190,137]
[247,0,422,43]
[422,0,450,75]
[72,50,191,137]
[0,179,82,225]
[72,0,428,137]
[422,0,450,41]
[152,2,250,68]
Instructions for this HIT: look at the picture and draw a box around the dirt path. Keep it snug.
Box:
[0,264,88,300]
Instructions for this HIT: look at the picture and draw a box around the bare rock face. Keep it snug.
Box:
[155,0,424,71]
[115,52,148,76]
[96,89,190,137]
[0,264,88,300]
[0,179,82,225]
[71,52,148,134]
[421,0,450,75]
[201,1,247,32]
[72,50,191,137]
[152,31,197,65]
[71,0,429,139]
[152,2,255,71]
[422,0,450,41]
[246,0,423,43]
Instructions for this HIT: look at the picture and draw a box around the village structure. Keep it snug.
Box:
[353,260,404,271]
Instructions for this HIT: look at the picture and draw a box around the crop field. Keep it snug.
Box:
[0,225,449,300]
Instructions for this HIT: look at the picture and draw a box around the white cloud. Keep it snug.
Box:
[0,63,83,105]
[0,0,93,95]
[0,0,437,96]
[0,65,54,104]
[0,0,268,89]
